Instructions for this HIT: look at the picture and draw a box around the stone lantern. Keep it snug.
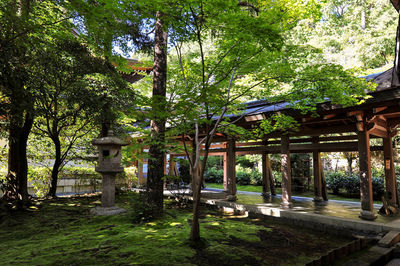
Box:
[91,130,128,216]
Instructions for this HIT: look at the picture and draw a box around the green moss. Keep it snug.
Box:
[0,191,351,265]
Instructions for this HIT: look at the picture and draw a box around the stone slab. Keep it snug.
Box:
[378,231,400,248]
[90,206,126,216]
[196,197,400,234]
[386,258,400,266]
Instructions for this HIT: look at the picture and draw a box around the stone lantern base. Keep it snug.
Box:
[90,206,127,216]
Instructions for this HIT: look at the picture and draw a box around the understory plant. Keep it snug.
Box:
[325,171,385,200]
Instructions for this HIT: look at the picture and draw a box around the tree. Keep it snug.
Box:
[290,0,398,71]
[0,0,131,204]
[69,0,173,216]
[0,0,74,206]
[164,0,371,241]
[145,11,168,216]
[31,38,128,197]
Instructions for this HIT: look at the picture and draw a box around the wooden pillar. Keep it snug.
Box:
[168,155,177,176]
[312,137,323,202]
[321,166,328,201]
[383,136,398,206]
[281,135,292,207]
[358,126,376,220]
[268,161,276,196]
[163,154,168,189]
[262,152,271,197]
[223,149,228,191]
[138,159,144,187]
[224,137,236,200]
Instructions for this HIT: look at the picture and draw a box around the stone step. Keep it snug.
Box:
[386,258,400,266]
[378,231,400,248]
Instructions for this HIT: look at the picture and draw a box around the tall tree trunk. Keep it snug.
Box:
[146,11,168,217]
[48,137,62,198]
[4,104,33,206]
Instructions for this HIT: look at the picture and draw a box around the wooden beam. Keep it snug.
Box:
[323,114,337,120]
[264,124,358,138]
[373,106,388,114]
[197,141,385,154]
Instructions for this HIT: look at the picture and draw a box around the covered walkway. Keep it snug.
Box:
[191,188,400,234]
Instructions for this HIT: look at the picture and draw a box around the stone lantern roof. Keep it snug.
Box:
[92,130,129,146]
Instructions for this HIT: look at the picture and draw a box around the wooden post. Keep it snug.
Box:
[268,161,276,195]
[358,125,376,220]
[312,137,323,202]
[225,136,237,200]
[168,155,177,176]
[321,166,328,201]
[138,159,144,187]
[383,136,398,206]
[262,152,271,197]
[223,146,228,191]
[281,135,292,207]
[163,154,167,189]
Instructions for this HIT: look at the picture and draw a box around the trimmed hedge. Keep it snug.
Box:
[204,167,223,183]
[204,166,263,186]
[325,171,385,200]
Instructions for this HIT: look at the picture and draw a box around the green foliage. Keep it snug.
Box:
[325,171,346,195]
[26,166,101,197]
[236,166,262,186]
[28,167,51,198]
[117,166,138,189]
[236,155,260,170]
[130,192,156,223]
[176,159,191,184]
[325,171,385,200]
[290,0,397,71]
[371,167,385,178]
[205,156,224,170]
[204,167,224,184]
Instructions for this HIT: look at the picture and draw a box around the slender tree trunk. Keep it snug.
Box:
[190,142,210,241]
[190,167,201,240]
[347,157,353,175]
[146,11,168,217]
[48,137,62,198]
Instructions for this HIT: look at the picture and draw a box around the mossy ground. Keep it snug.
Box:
[0,191,351,265]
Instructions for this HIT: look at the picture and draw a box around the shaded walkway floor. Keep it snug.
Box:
[199,188,400,227]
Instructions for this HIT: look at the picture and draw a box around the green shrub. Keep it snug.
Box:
[117,166,138,188]
[235,166,262,186]
[272,170,282,186]
[236,170,251,185]
[326,171,346,195]
[28,167,51,197]
[371,167,384,178]
[177,159,191,183]
[249,170,262,186]
[372,177,385,200]
[62,166,99,178]
[204,167,223,183]
[326,171,385,200]
[343,175,360,196]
